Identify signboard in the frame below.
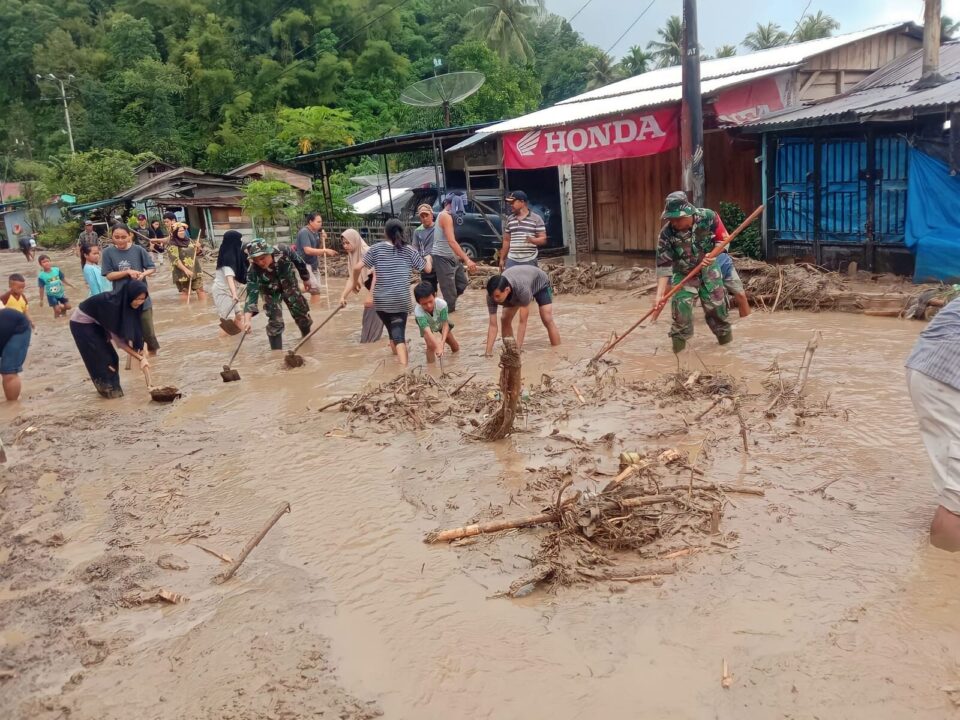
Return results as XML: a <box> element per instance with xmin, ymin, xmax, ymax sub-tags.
<box><xmin>503</xmin><ymin>107</ymin><xmax>680</xmax><ymax>170</ymax></box>
<box><xmin>713</xmin><ymin>76</ymin><xmax>787</xmax><ymax>126</ymax></box>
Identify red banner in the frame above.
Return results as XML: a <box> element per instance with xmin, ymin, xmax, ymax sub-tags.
<box><xmin>502</xmin><ymin>107</ymin><xmax>680</xmax><ymax>170</ymax></box>
<box><xmin>712</xmin><ymin>76</ymin><xmax>786</xmax><ymax>126</ymax></box>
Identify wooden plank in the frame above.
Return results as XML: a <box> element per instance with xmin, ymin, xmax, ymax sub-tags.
<box><xmin>799</xmin><ymin>70</ymin><xmax>821</xmax><ymax>95</ymax></box>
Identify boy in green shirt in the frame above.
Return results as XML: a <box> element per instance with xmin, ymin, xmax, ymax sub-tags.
<box><xmin>413</xmin><ymin>282</ymin><xmax>459</xmax><ymax>364</ymax></box>
<box><xmin>37</xmin><ymin>255</ymin><xmax>76</xmax><ymax>318</ymax></box>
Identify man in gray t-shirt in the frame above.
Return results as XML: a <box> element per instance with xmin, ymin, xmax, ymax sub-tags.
<box><xmin>295</xmin><ymin>212</ymin><xmax>324</xmax><ymax>295</ymax></box>
<box><xmin>484</xmin><ymin>264</ymin><xmax>560</xmax><ymax>354</ymax></box>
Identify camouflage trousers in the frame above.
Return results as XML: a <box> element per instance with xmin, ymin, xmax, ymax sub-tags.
<box><xmin>264</xmin><ymin>291</ymin><xmax>312</xmax><ymax>338</ymax></box>
<box><xmin>669</xmin><ymin>263</ymin><xmax>731</xmax><ymax>341</ymax></box>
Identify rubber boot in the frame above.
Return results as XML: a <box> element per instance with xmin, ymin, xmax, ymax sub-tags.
<box><xmin>268</xmin><ymin>334</ymin><xmax>283</xmax><ymax>351</ymax></box>
<box><xmin>671</xmin><ymin>337</ymin><xmax>686</xmax><ymax>354</ymax></box>
<box><xmin>734</xmin><ymin>292</ymin><xmax>751</xmax><ymax>318</ymax></box>
<box><xmin>717</xmin><ymin>331</ymin><xmax>733</xmax><ymax>346</ymax></box>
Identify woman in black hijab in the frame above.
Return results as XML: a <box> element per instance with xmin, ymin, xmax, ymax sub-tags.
<box><xmin>69</xmin><ymin>280</ymin><xmax>150</xmax><ymax>398</ymax></box>
<box><xmin>212</xmin><ymin>230</ymin><xmax>248</xmax><ymax>327</ymax></box>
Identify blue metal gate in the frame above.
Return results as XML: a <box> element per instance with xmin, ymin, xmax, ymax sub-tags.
<box><xmin>820</xmin><ymin>139</ymin><xmax>867</xmax><ymax>243</ymax></box>
<box><xmin>773</xmin><ymin>138</ymin><xmax>815</xmax><ymax>242</ymax></box>
<box><xmin>874</xmin><ymin>136</ymin><xmax>909</xmax><ymax>244</ymax></box>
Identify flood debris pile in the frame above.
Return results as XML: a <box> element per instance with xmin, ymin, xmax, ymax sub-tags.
<box><xmin>468</xmin><ymin>262</ymin><xmax>653</xmax><ymax>295</ymax></box>
<box><xmin>426</xmin><ymin>452</ymin><xmax>762</xmax><ymax>596</ymax></box>
<box><xmin>737</xmin><ymin>262</ymin><xmax>849</xmax><ymax>311</ymax></box>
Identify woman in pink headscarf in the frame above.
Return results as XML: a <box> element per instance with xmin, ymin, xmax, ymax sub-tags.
<box><xmin>337</xmin><ymin>229</ymin><xmax>383</xmax><ymax>343</ymax></box>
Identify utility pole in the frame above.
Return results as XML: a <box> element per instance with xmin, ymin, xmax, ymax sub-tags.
<box><xmin>680</xmin><ymin>0</ymin><xmax>704</xmax><ymax>206</ymax></box>
<box><xmin>913</xmin><ymin>0</ymin><xmax>945</xmax><ymax>90</ymax></box>
<box><xmin>36</xmin><ymin>74</ymin><xmax>76</xmax><ymax>154</ymax></box>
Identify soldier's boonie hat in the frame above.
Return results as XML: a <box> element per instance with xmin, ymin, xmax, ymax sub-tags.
<box><xmin>246</xmin><ymin>238</ymin><xmax>274</xmax><ymax>258</ymax></box>
<box><xmin>662</xmin><ymin>195</ymin><xmax>695</xmax><ymax>219</ymax></box>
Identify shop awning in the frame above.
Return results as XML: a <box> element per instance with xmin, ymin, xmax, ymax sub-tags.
<box><xmin>67</xmin><ymin>197</ymin><xmax>126</xmax><ymax>214</ymax></box>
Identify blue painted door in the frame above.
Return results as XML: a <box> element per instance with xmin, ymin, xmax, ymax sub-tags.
<box><xmin>773</xmin><ymin>138</ymin><xmax>815</xmax><ymax>242</ymax></box>
<box><xmin>874</xmin><ymin>136</ymin><xmax>909</xmax><ymax>245</ymax></box>
<box><xmin>820</xmin><ymin>139</ymin><xmax>867</xmax><ymax>243</ymax></box>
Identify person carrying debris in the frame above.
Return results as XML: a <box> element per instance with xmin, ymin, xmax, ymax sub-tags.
<box><xmin>653</xmin><ymin>194</ymin><xmax>732</xmax><ymax>353</ymax></box>
<box><xmin>906</xmin><ymin>296</ymin><xmax>960</xmax><ymax>552</ymax></box>
<box><xmin>241</xmin><ymin>239</ymin><xmax>312</xmax><ymax>350</ymax></box>
<box><xmin>433</xmin><ymin>193</ymin><xmax>477</xmax><ymax>312</ymax></box>
<box><xmin>484</xmin><ymin>265</ymin><xmax>561</xmax><ymax>355</ymax></box>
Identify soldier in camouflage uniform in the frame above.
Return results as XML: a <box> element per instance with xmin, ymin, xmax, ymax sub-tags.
<box><xmin>654</xmin><ymin>194</ymin><xmax>732</xmax><ymax>354</ymax></box>
<box><xmin>241</xmin><ymin>239</ymin><xmax>312</xmax><ymax>350</ymax></box>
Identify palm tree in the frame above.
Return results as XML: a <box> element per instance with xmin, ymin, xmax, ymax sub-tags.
<box><xmin>465</xmin><ymin>0</ymin><xmax>545</xmax><ymax>63</ymax></box>
<box><xmin>743</xmin><ymin>22</ymin><xmax>789</xmax><ymax>51</ymax></box>
<box><xmin>714</xmin><ymin>44</ymin><xmax>737</xmax><ymax>58</ymax></box>
<box><xmin>587</xmin><ymin>53</ymin><xmax>623</xmax><ymax>90</ymax></box>
<box><xmin>942</xmin><ymin>15</ymin><xmax>960</xmax><ymax>39</ymax></box>
<box><xmin>647</xmin><ymin>15</ymin><xmax>683</xmax><ymax>68</ymax></box>
<box><xmin>792</xmin><ymin>11</ymin><xmax>839</xmax><ymax>42</ymax></box>
<box><xmin>620</xmin><ymin>45</ymin><xmax>654</xmax><ymax>77</ymax></box>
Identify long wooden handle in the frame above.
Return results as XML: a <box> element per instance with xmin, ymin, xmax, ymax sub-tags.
<box><xmin>289</xmin><ymin>305</ymin><xmax>342</xmax><ymax>355</ymax></box>
<box><xmin>224</xmin><ymin>286</ymin><xmax>248</xmax><ymax>318</ymax></box>
<box><xmin>213</xmin><ymin>502</ymin><xmax>291</xmax><ymax>584</ymax></box>
<box><xmin>226</xmin><ymin>330</ymin><xmax>246</xmax><ymax>368</ymax></box>
<box><xmin>593</xmin><ymin>204</ymin><xmax>764</xmax><ymax>361</ymax></box>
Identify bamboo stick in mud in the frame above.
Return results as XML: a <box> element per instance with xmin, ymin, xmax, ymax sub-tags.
<box><xmin>213</xmin><ymin>502</ymin><xmax>291</xmax><ymax>584</ymax></box>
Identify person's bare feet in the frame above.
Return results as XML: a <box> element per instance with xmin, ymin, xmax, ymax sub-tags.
<box><xmin>930</xmin><ymin>505</ymin><xmax>960</xmax><ymax>551</ymax></box>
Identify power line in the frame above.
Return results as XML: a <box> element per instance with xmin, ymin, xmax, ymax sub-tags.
<box><xmin>568</xmin><ymin>0</ymin><xmax>598</xmax><ymax>24</ymax></box>
<box><xmin>230</xmin><ymin>0</ymin><xmax>417</xmax><ymax>105</ymax></box>
<box><xmin>605</xmin><ymin>0</ymin><xmax>657</xmax><ymax>56</ymax></box>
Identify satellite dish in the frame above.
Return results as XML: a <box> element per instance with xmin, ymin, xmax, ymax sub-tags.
<box><xmin>401</xmin><ymin>71</ymin><xmax>486</xmax><ymax>127</ymax></box>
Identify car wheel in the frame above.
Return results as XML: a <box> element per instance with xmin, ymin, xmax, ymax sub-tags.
<box><xmin>459</xmin><ymin>241</ymin><xmax>478</xmax><ymax>260</ymax></box>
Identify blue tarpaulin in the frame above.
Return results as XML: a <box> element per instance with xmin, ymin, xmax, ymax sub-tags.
<box><xmin>906</xmin><ymin>148</ymin><xmax>960</xmax><ymax>283</ymax></box>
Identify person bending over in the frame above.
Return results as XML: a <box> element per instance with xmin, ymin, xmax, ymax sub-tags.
<box><xmin>484</xmin><ymin>265</ymin><xmax>560</xmax><ymax>356</ymax></box>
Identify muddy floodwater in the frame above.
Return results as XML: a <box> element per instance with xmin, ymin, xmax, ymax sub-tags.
<box><xmin>2</xmin><ymin>250</ymin><xmax>959</xmax><ymax>719</ymax></box>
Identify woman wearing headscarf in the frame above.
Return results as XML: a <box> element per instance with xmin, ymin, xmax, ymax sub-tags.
<box><xmin>337</xmin><ymin>229</ymin><xmax>383</xmax><ymax>343</ymax></box>
<box><xmin>345</xmin><ymin>220</ymin><xmax>429</xmax><ymax>365</ymax></box>
<box><xmin>212</xmin><ymin>230</ymin><xmax>248</xmax><ymax>329</ymax></box>
<box><xmin>69</xmin><ymin>280</ymin><xmax>150</xmax><ymax>398</ymax></box>
<box><xmin>167</xmin><ymin>224</ymin><xmax>205</xmax><ymax>301</ymax></box>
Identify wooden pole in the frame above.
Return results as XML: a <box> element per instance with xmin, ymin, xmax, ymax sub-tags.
<box><xmin>592</xmin><ymin>204</ymin><xmax>763</xmax><ymax>362</ymax></box>
<box><xmin>213</xmin><ymin>502</ymin><xmax>291</xmax><ymax>584</ymax></box>
<box><xmin>320</xmin><ymin>227</ymin><xmax>330</xmax><ymax>307</ymax></box>
<box><xmin>681</xmin><ymin>0</ymin><xmax>705</xmax><ymax>206</ymax></box>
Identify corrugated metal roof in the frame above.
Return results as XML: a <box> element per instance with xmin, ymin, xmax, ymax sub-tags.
<box><xmin>447</xmin><ymin>23</ymin><xmax>917</xmax><ymax>152</ymax></box>
<box><xmin>565</xmin><ymin>23</ymin><xmax>913</xmax><ymax>104</ymax></box>
<box><xmin>744</xmin><ymin>41</ymin><xmax>960</xmax><ymax>130</ymax></box>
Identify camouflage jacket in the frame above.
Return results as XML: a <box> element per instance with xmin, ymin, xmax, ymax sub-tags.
<box><xmin>244</xmin><ymin>245</ymin><xmax>310</xmax><ymax>315</ymax></box>
<box><xmin>656</xmin><ymin>208</ymin><xmax>722</xmax><ymax>280</ymax></box>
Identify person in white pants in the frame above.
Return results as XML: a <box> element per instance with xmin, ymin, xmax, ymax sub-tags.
<box><xmin>906</xmin><ymin>295</ymin><xmax>960</xmax><ymax>551</ymax></box>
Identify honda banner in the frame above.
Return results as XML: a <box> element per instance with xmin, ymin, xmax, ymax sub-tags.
<box><xmin>712</xmin><ymin>76</ymin><xmax>787</xmax><ymax>126</ymax></box>
<box><xmin>502</xmin><ymin>107</ymin><xmax>680</xmax><ymax>170</ymax></box>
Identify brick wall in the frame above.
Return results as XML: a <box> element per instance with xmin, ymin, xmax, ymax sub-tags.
<box><xmin>571</xmin><ymin>164</ymin><xmax>590</xmax><ymax>254</ymax></box>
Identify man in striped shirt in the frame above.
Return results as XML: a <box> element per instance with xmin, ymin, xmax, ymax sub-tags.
<box><xmin>501</xmin><ymin>190</ymin><xmax>547</xmax><ymax>270</ymax></box>
<box><xmin>906</xmin><ymin>295</ymin><xmax>960</xmax><ymax>551</ymax></box>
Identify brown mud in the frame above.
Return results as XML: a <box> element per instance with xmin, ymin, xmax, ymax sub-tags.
<box><xmin>2</xmin><ymin>249</ymin><xmax>960</xmax><ymax>719</ymax></box>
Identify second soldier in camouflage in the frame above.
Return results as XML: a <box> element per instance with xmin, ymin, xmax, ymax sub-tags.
<box><xmin>242</xmin><ymin>239</ymin><xmax>313</xmax><ymax>350</ymax></box>
<box><xmin>654</xmin><ymin>193</ymin><xmax>732</xmax><ymax>354</ymax></box>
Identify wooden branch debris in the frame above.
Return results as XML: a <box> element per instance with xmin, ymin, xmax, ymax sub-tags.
<box><xmin>213</xmin><ymin>502</ymin><xmax>291</xmax><ymax>584</ymax></box>
<box><xmin>477</xmin><ymin>338</ymin><xmax>522</xmax><ymax>440</ymax></box>
<box><xmin>795</xmin><ymin>331</ymin><xmax>823</xmax><ymax>397</ymax></box>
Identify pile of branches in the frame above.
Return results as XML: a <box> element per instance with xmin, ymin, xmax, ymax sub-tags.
<box><xmin>738</xmin><ymin>262</ymin><xmax>848</xmax><ymax>311</ymax></box>
<box><xmin>332</xmin><ymin>368</ymin><xmax>492</xmax><ymax>432</ymax></box>
<box><xmin>468</xmin><ymin>263</ymin><xmax>644</xmax><ymax>295</ymax></box>
<box><xmin>644</xmin><ymin>369</ymin><xmax>743</xmax><ymax>400</ymax></box>
<box><xmin>427</xmin><ymin>461</ymin><xmax>763</xmax><ymax>596</ymax></box>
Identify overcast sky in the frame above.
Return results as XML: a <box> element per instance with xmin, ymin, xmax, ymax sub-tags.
<box><xmin>544</xmin><ymin>0</ymin><xmax>960</xmax><ymax>59</ymax></box>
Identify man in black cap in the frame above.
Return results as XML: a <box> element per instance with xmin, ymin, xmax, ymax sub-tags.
<box><xmin>76</xmin><ymin>220</ymin><xmax>99</xmax><ymax>255</ymax></box>
<box><xmin>501</xmin><ymin>190</ymin><xmax>546</xmax><ymax>270</ymax></box>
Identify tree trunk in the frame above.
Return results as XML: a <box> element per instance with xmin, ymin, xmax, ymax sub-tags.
<box><xmin>479</xmin><ymin>337</ymin><xmax>522</xmax><ymax>440</ymax></box>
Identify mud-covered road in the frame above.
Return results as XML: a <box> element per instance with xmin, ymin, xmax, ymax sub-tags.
<box><xmin>2</xmin><ymin>249</ymin><xmax>958</xmax><ymax>719</ymax></box>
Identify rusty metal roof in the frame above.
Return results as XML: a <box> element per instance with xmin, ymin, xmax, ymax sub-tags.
<box><xmin>744</xmin><ymin>42</ymin><xmax>960</xmax><ymax>130</ymax></box>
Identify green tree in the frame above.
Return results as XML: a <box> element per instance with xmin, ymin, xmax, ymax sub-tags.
<box><xmin>586</xmin><ymin>53</ymin><xmax>623</xmax><ymax>90</ymax></box>
<box><xmin>620</xmin><ymin>45</ymin><xmax>654</xmax><ymax>77</ymax></box>
<box><xmin>42</xmin><ymin>148</ymin><xmax>146</xmax><ymax>202</ymax></box>
<box><xmin>792</xmin><ymin>11</ymin><xmax>839</xmax><ymax>42</ymax></box>
<box><xmin>241</xmin><ymin>178</ymin><xmax>299</xmax><ymax>239</ymax></box>
<box><xmin>942</xmin><ymin>15</ymin><xmax>960</xmax><ymax>39</ymax></box>
<box><xmin>444</xmin><ymin>41</ymin><xmax>541</xmax><ymax>125</ymax></box>
<box><xmin>277</xmin><ymin>106</ymin><xmax>357</xmax><ymax>155</ymax></box>
<box><xmin>465</xmin><ymin>0</ymin><xmax>545</xmax><ymax>63</ymax></box>
<box><xmin>714</xmin><ymin>44</ymin><xmax>737</xmax><ymax>58</ymax></box>
<box><xmin>647</xmin><ymin>15</ymin><xmax>683</xmax><ymax>68</ymax></box>
<box><xmin>743</xmin><ymin>22</ymin><xmax>789</xmax><ymax>51</ymax></box>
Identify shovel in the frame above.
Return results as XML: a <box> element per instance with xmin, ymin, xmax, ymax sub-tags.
<box><xmin>220</xmin><ymin>330</ymin><xmax>247</xmax><ymax>382</ymax></box>
<box><xmin>219</xmin><ymin>288</ymin><xmax>248</xmax><ymax>336</ymax></box>
<box><xmin>141</xmin><ymin>362</ymin><xmax>182</xmax><ymax>402</ymax></box>
<box><xmin>284</xmin><ymin>306</ymin><xmax>342</xmax><ymax>368</ymax></box>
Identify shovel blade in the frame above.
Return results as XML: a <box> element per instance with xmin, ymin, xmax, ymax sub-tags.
<box><xmin>220</xmin><ymin>318</ymin><xmax>242</xmax><ymax>336</ymax></box>
<box><xmin>220</xmin><ymin>368</ymin><xmax>241</xmax><ymax>382</ymax></box>
<box><xmin>284</xmin><ymin>353</ymin><xmax>305</xmax><ymax>369</ymax></box>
